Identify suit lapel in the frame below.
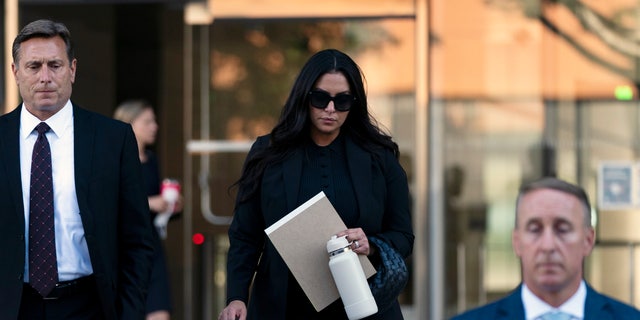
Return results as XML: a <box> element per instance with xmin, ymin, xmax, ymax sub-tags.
<box><xmin>72</xmin><ymin>105</ymin><xmax>93</xmax><ymax>217</ymax></box>
<box><xmin>282</xmin><ymin>148</ymin><xmax>303</xmax><ymax>211</ymax></box>
<box><xmin>496</xmin><ymin>286</ymin><xmax>526</xmax><ymax>320</ymax></box>
<box><xmin>344</xmin><ymin>137</ymin><xmax>371</xmax><ymax>224</ymax></box>
<box><xmin>583</xmin><ymin>284</ymin><xmax>612</xmax><ymax>320</ymax></box>
<box><xmin>0</xmin><ymin>107</ymin><xmax>25</xmax><ymax>220</ymax></box>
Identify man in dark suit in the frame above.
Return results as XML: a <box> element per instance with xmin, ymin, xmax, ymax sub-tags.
<box><xmin>0</xmin><ymin>19</ymin><xmax>154</xmax><ymax>319</ymax></box>
<box><xmin>452</xmin><ymin>177</ymin><xmax>640</xmax><ymax>320</ymax></box>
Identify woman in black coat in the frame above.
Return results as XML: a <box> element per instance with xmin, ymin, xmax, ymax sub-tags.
<box><xmin>220</xmin><ymin>49</ymin><xmax>414</xmax><ymax>320</ymax></box>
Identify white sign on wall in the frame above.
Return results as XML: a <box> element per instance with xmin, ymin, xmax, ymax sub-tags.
<box><xmin>598</xmin><ymin>162</ymin><xmax>635</xmax><ymax>210</ymax></box>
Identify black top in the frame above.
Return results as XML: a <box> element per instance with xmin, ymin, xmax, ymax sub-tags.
<box><xmin>287</xmin><ymin>134</ymin><xmax>358</xmax><ymax>319</ymax></box>
<box><xmin>141</xmin><ymin>150</ymin><xmax>161</xmax><ymax>199</ymax></box>
<box><xmin>140</xmin><ymin>149</ymin><xmax>173</xmax><ymax>313</ymax></box>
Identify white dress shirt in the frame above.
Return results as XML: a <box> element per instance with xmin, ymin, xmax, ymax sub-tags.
<box><xmin>522</xmin><ymin>280</ymin><xmax>587</xmax><ymax>320</ymax></box>
<box><xmin>20</xmin><ymin>101</ymin><xmax>93</xmax><ymax>282</ymax></box>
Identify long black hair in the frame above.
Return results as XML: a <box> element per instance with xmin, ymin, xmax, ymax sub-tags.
<box><xmin>235</xmin><ymin>49</ymin><xmax>399</xmax><ymax>202</ymax></box>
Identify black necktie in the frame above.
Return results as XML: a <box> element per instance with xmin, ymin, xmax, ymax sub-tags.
<box><xmin>29</xmin><ymin>122</ymin><xmax>58</xmax><ymax>297</ymax></box>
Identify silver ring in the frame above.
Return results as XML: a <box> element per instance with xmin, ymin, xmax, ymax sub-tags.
<box><xmin>354</xmin><ymin>240</ymin><xmax>360</xmax><ymax>249</ymax></box>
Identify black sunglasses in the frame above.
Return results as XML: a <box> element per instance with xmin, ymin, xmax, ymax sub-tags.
<box><xmin>308</xmin><ymin>90</ymin><xmax>355</xmax><ymax>112</ymax></box>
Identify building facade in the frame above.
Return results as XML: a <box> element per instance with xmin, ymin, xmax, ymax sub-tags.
<box><xmin>3</xmin><ymin>1</ymin><xmax>640</xmax><ymax>319</ymax></box>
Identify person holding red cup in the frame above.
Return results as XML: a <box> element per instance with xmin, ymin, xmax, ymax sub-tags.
<box><xmin>114</xmin><ymin>100</ymin><xmax>183</xmax><ymax>320</ymax></box>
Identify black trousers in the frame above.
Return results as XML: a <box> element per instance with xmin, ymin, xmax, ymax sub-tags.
<box><xmin>18</xmin><ymin>275</ymin><xmax>104</xmax><ymax>320</ymax></box>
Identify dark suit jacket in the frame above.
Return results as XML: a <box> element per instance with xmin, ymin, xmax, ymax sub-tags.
<box><xmin>0</xmin><ymin>104</ymin><xmax>155</xmax><ymax>319</ymax></box>
<box><xmin>451</xmin><ymin>283</ymin><xmax>640</xmax><ymax>320</ymax></box>
<box><xmin>226</xmin><ymin>134</ymin><xmax>414</xmax><ymax>320</ymax></box>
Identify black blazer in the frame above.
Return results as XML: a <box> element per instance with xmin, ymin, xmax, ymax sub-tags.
<box><xmin>226</xmin><ymin>134</ymin><xmax>414</xmax><ymax>319</ymax></box>
<box><xmin>0</xmin><ymin>104</ymin><xmax>154</xmax><ymax>319</ymax></box>
<box><xmin>451</xmin><ymin>283</ymin><xmax>640</xmax><ymax>320</ymax></box>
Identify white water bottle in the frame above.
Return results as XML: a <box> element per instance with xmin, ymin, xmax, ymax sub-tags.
<box><xmin>327</xmin><ymin>235</ymin><xmax>378</xmax><ymax>320</ymax></box>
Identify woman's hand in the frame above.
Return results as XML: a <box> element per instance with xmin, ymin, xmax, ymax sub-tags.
<box><xmin>336</xmin><ymin>228</ymin><xmax>373</xmax><ymax>256</ymax></box>
<box><xmin>171</xmin><ymin>194</ymin><xmax>184</xmax><ymax>213</ymax></box>
<box><xmin>219</xmin><ymin>300</ymin><xmax>247</xmax><ymax>320</ymax></box>
<box><xmin>148</xmin><ymin>194</ymin><xmax>184</xmax><ymax>214</ymax></box>
<box><xmin>148</xmin><ymin>195</ymin><xmax>168</xmax><ymax>213</ymax></box>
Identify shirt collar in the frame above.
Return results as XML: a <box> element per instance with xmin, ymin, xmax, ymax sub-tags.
<box><xmin>522</xmin><ymin>280</ymin><xmax>586</xmax><ymax>320</ymax></box>
<box><xmin>308</xmin><ymin>132</ymin><xmax>345</xmax><ymax>153</ymax></box>
<box><xmin>20</xmin><ymin>100</ymin><xmax>73</xmax><ymax>139</ymax></box>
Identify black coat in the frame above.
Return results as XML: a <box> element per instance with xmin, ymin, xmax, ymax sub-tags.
<box><xmin>0</xmin><ymin>104</ymin><xmax>154</xmax><ymax>319</ymax></box>
<box><xmin>226</xmin><ymin>134</ymin><xmax>414</xmax><ymax>319</ymax></box>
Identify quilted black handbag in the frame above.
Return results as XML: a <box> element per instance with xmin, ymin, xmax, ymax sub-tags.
<box><xmin>367</xmin><ymin>236</ymin><xmax>409</xmax><ymax>312</ymax></box>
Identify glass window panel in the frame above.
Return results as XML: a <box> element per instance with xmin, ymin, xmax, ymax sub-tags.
<box><xmin>208</xmin><ymin>19</ymin><xmax>415</xmax><ymax>147</ymax></box>
<box><xmin>433</xmin><ymin>0</ymin><xmax>640</xmax><ymax>317</ymax></box>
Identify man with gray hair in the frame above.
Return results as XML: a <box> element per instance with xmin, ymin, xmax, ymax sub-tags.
<box><xmin>452</xmin><ymin>177</ymin><xmax>640</xmax><ymax>320</ymax></box>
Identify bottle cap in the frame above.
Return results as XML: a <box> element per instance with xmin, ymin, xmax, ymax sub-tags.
<box><xmin>327</xmin><ymin>235</ymin><xmax>349</xmax><ymax>254</ymax></box>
